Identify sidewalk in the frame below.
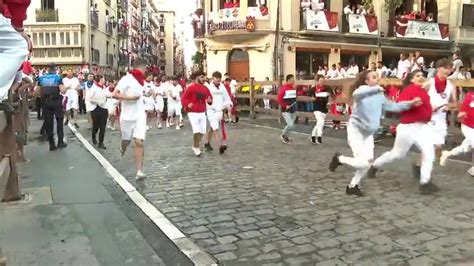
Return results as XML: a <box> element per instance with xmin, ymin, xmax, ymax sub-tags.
<box><xmin>0</xmin><ymin>119</ymin><xmax>191</xmax><ymax>266</ymax></box>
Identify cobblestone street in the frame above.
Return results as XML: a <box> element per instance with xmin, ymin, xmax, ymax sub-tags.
<box><xmin>78</xmin><ymin>120</ymin><xmax>474</xmax><ymax>265</ymax></box>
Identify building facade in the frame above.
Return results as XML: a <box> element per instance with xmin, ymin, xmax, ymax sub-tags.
<box><xmin>25</xmin><ymin>0</ymin><xmax>119</xmax><ymax>76</ymax></box>
<box><xmin>195</xmin><ymin>0</ymin><xmax>474</xmax><ymax>81</ymax></box>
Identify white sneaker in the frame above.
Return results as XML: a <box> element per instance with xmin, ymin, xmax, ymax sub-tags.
<box><xmin>157</xmin><ymin>123</ymin><xmax>162</xmax><ymax>129</ymax></box>
<box><xmin>136</xmin><ymin>170</ymin><xmax>147</xmax><ymax>180</ymax></box>
<box><xmin>146</xmin><ymin>125</ymin><xmax>151</xmax><ymax>131</ymax></box>
<box><xmin>166</xmin><ymin>123</ymin><xmax>170</xmax><ymax>128</ymax></box>
<box><xmin>468</xmin><ymin>167</ymin><xmax>474</xmax><ymax>177</ymax></box>
<box><xmin>192</xmin><ymin>147</ymin><xmax>201</xmax><ymax>156</ymax></box>
<box><xmin>176</xmin><ymin>125</ymin><xmax>180</xmax><ymax>130</ymax></box>
<box><xmin>439</xmin><ymin>151</ymin><xmax>449</xmax><ymax>166</ymax></box>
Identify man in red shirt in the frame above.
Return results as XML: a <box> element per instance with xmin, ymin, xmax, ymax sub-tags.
<box><xmin>181</xmin><ymin>71</ymin><xmax>212</xmax><ymax>156</ymax></box>
<box><xmin>277</xmin><ymin>74</ymin><xmax>297</xmax><ymax>144</ymax></box>
<box><xmin>0</xmin><ymin>0</ymin><xmax>31</xmax><ymax>109</ymax></box>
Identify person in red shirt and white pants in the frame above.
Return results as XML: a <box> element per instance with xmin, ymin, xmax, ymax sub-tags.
<box><xmin>367</xmin><ymin>70</ymin><xmax>439</xmax><ymax>194</ymax></box>
<box><xmin>0</xmin><ymin>0</ymin><xmax>32</xmax><ymax>110</ymax></box>
<box><xmin>440</xmin><ymin>91</ymin><xmax>474</xmax><ymax>168</ymax></box>
<box><xmin>181</xmin><ymin>71</ymin><xmax>213</xmax><ymax>156</ymax></box>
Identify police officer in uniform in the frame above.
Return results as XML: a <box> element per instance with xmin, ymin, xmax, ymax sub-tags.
<box><xmin>37</xmin><ymin>64</ymin><xmax>67</xmax><ymax>151</ymax></box>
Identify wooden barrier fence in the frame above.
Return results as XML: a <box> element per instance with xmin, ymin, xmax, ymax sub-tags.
<box><xmin>234</xmin><ymin>78</ymin><xmax>474</xmax><ymax>134</ymax></box>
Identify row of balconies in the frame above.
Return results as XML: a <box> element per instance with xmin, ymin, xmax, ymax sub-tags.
<box><xmin>199</xmin><ymin>7</ymin><xmax>473</xmax><ymax>44</ymax></box>
<box><xmin>91</xmin><ymin>48</ymin><xmax>115</xmax><ymax>65</ymax></box>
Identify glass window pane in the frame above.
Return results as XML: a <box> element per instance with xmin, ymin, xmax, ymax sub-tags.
<box><xmin>51</xmin><ymin>32</ymin><xmax>56</xmax><ymax>45</ymax></box>
<box><xmin>60</xmin><ymin>32</ymin><xmax>65</xmax><ymax>45</ymax></box>
<box><xmin>32</xmin><ymin>33</ymin><xmax>38</xmax><ymax>46</ymax></box>
<box><xmin>39</xmin><ymin>33</ymin><xmax>44</xmax><ymax>46</ymax></box>
<box><xmin>74</xmin><ymin>32</ymin><xmax>79</xmax><ymax>45</ymax></box>
<box><xmin>45</xmin><ymin>33</ymin><xmax>50</xmax><ymax>45</ymax></box>
<box><xmin>66</xmin><ymin>32</ymin><xmax>70</xmax><ymax>45</ymax></box>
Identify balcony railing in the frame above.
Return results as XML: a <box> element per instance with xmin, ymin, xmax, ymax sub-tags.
<box><xmin>92</xmin><ymin>48</ymin><xmax>100</xmax><ymax>64</ymax></box>
<box><xmin>158</xmin><ymin>17</ymin><xmax>165</xmax><ymax>24</ymax></box>
<box><xmin>344</xmin><ymin>14</ymin><xmax>378</xmax><ymax>35</ymax></box>
<box><xmin>301</xmin><ymin>9</ymin><xmax>339</xmax><ymax>32</ymax></box>
<box><xmin>130</xmin><ymin>0</ymin><xmax>139</xmax><ymax>8</ymax></box>
<box><xmin>158</xmin><ymin>44</ymin><xmax>166</xmax><ymax>51</ymax></box>
<box><xmin>159</xmin><ymin>59</ymin><xmax>166</xmax><ymax>65</ymax></box>
<box><xmin>91</xmin><ymin>11</ymin><xmax>99</xmax><ymax>28</ymax></box>
<box><xmin>104</xmin><ymin>0</ymin><xmax>111</xmax><ymax>6</ymax></box>
<box><xmin>106</xmin><ymin>22</ymin><xmax>113</xmax><ymax>35</ymax></box>
<box><xmin>36</xmin><ymin>9</ymin><xmax>59</xmax><ymax>22</ymax></box>
<box><xmin>158</xmin><ymin>31</ymin><xmax>166</xmax><ymax>37</ymax></box>
<box><xmin>392</xmin><ymin>17</ymin><xmax>449</xmax><ymax>41</ymax></box>
<box><xmin>106</xmin><ymin>53</ymin><xmax>114</xmax><ymax>65</ymax></box>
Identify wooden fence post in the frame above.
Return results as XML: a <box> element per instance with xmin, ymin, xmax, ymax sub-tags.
<box><xmin>0</xmin><ymin>111</ymin><xmax>21</xmax><ymax>202</ymax></box>
<box><xmin>249</xmin><ymin>77</ymin><xmax>256</xmax><ymax>119</ymax></box>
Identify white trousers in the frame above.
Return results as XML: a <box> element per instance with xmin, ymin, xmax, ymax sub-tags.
<box><xmin>263</xmin><ymin>99</ymin><xmax>271</xmax><ymax>109</ymax></box>
<box><xmin>373</xmin><ymin>123</ymin><xmax>435</xmax><ymax>184</ymax></box>
<box><xmin>339</xmin><ymin>123</ymin><xmax>374</xmax><ymax>186</ymax></box>
<box><xmin>311</xmin><ymin>111</ymin><xmax>327</xmax><ymax>137</ymax></box>
<box><xmin>207</xmin><ymin>110</ymin><xmax>223</xmax><ymax>131</ymax></box>
<box><xmin>282</xmin><ymin>112</ymin><xmax>296</xmax><ymax>136</ymax></box>
<box><xmin>188</xmin><ymin>112</ymin><xmax>207</xmax><ymax>134</ymax></box>
<box><xmin>0</xmin><ymin>15</ymin><xmax>29</xmax><ymax>101</ymax></box>
<box><xmin>445</xmin><ymin>125</ymin><xmax>473</xmax><ymax>157</ymax></box>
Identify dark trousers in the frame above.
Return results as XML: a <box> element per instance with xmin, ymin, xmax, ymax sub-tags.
<box><xmin>91</xmin><ymin>106</ymin><xmax>108</xmax><ymax>144</ymax></box>
<box><xmin>43</xmin><ymin>99</ymin><xmax>64</xmax><ymax>145</ymax></box>
<box><xmin>78</xmin><ymin>96</ymin><xmax>86</xmax><ymax>114</ymax></box>
<box><xmin>35</xmin><ymin>97</ymin><xmax>43</xmax><ymax>119</ymax></box>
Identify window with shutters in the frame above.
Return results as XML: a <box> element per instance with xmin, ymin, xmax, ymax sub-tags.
<box><xmin>462</xmin><ymin>4</ymin><xmax>474</xmax><ymax>27</ymax></box>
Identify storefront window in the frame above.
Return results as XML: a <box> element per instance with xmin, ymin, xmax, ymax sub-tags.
<box><xmin>341</xmin><ymin>54</ymin><xmax>368</xmax><ymax>69</ymax></box>
<box><xmin>296</xmin><ymin>51</ymin><xmax>328</xmax><ymax>79</ymax></box>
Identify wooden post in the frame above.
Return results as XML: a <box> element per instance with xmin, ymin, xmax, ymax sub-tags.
<box><xmin>249</xmin><ymin>77</ymin><xmax>256</xmax><ymax>119</ymax></box>
<box><xmin>0</xmin><ymin>111</ymin><xmax>21</xmax><ymax>202</ymax></box>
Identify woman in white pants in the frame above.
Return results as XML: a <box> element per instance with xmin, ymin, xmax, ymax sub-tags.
<box><xmin>311</xmin><ymin>75</ymin><xmax>329</xmax><ymax>144</ymax></box>
<box><xmin>440</xmin><ymin>91</ymin><xmax>474</xmax><ymax>167</ymax></box>
<box><xmin>366</xmin><ymin>70</ymin><xmax>439</xmax><ymax>194</ymax></box>
<box><xmin>328</xmin><ymin>71</ymin><xmax>420</xmax><ymax>196</ymax></box>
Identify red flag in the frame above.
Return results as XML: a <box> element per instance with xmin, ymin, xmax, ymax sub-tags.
<box><xmin>221</xmin><ymin>119</ymin><xmax>227</xmax><ymax>141</ymax></box>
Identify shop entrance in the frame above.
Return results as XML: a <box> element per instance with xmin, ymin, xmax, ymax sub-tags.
<box><xmin>228</xmin><ymin>49</ymin><xmax>250</xmax><ymax>82</ymax></box>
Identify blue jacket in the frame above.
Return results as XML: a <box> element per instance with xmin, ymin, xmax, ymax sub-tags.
<box><xmin>350</xmin><ymin>85</ymin><xmax>412</xmax><ymax>136</ymax></box>
<box><xmin>38</xmin><ymin>73</ymin><xmax>63</xmax><ymax>97</ymax></box>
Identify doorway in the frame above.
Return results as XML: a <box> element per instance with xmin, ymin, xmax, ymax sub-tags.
<box><xmin>228</xmin><ymin>49</ymin><xmax>249</xmax><ymax>82</ymax></box>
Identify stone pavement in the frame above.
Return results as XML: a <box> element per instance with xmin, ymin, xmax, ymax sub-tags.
<box><xmin>78</xmin><ymin>119</ymin><xmax>474</xmax><ymax>265</ymax></box>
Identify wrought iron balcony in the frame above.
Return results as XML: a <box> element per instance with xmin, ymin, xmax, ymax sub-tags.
<box><xmin>91</xmin><ymin>11</ymin><xmax>99</xmax><ymax>28</ymax></box>
<box><xmin>92</xmin><ymin>48</ymin><xmax>100</xmax><ymax>64</ymax></box>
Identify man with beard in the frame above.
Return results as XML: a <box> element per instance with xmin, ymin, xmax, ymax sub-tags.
<box><xmin>181</xmin><ymin>71</ymin><xmax>212</xmax><ymax>156</ymax></box>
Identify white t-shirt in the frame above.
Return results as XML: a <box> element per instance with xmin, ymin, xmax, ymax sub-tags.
<box><xmin>116</xmin><ymin>74</ymin><xmax>145</xmax><ymax>121</ymax></box>
<box><xmin>168</xmin><ymin>84</ymin><xmax>183</xmax><ymax>105</ymax></box>
<box><xmin>453</xmin><ymin>59</ymin><xmax>463</xmax><ymax>73</ymax></box>
<box><xmin>376</xmin><ymin>66</ymin><xmax>388</xmax><ymax>78</ymax></box>
<box><xmin>326</xmin><ymin>69</ymin><xmax>339</xmax><ymax>79</ymax></box>
<box><xmin>397</xmin><ymin>59</ymin><xmax>411</xmax><ymax>79</ymax></box>
<box><xmin>346</xmin><ymin>65</ymin><xmax>359</xmax><ymax>77</ymax></box>
<box><xmin>411</xmin><ymin>57</ymin><xmax>424</xmax><ymax>72</ymax></box>
<box><xmin>230</xmin><ymin>80</ymin><xmax>238</xmax><ymax>94</ymax></box>
<box><xmin>317</xmin><ymin>69</ymin><xmax>326</xmax><ymax>76</ymax></box>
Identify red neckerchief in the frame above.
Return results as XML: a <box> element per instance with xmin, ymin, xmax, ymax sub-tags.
<box><xmin>129</xmin><ymin>69</ymin><xmax>145</xmax><ymax>86</ymax></box>
<box><xmin>434</xmin><ymin>74</ymin><xmax>447</xmax><ymax>94</ymax></box>
<box><xmin>95</xmin><ymin>82</ymin><xmax>104</xmax><ymax>89</ymax></box>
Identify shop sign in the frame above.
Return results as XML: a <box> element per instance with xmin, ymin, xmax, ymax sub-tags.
<box><xmin>348</xmin><ymin>14</ymin><xmax>378</xmax><ymax>35</ymax></box>
<box><xmin>208</xmin><ymin>16</ymin><xmax>256</xmax><ymax>34</ymax></box>
<box><xmin>396</xmin><ymin>19</ymin><xmax>449</xmax><ymax>41</ymax></box>
<box><xmin>305</xmin><ymin>10</ymin><xmax>339</xmax><ymax>32</ymax></box>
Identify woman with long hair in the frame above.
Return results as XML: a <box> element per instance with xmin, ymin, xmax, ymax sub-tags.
<box><xmin>366</xmin><ymin>70</ymin><xmax>439</xmax><ymax>194</ymax></box>
<box><xmin>87</xmin><ymin>75</ymin><xmax>110</xmax><ymax>149</ymax></box>
<box><xmin>329</xmin><ymin>70</ymin><xmax>421</xmax><ymax>196</ymax></box>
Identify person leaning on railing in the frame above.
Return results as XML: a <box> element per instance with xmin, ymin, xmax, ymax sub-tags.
<box><xmin>0</xmin><ymin>0</ymin><xmax>32</xmax><ymax>113</ymax></box>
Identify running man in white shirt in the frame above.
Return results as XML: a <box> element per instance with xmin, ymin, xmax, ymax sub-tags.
<box><xmin>167</xmin><ymin>76</ymin><xmax>183</xmax><ymax>130</ymax></box>
<box><xmin>205</xmin><ymin>71</ymin><xmax>232</xmax><ymax>154</ymax></box>
<box><xmin>62</xmin><ymin>69</ymin><xmax>80</xmax><ymax>128</ymax></box>
<box><xmin>113</xmin><ymin>59</ymin><xmax>148</xmax><ymax>180</ymax></box>
<box><xmin>153</xmin><ymin>76</ymin><xmax>166</xmax><ymax>129</ymax></box>
<box><xmin>143</xmin><ymin>73</ymin><xmax>156</xmax><ymax>130</ymax></box>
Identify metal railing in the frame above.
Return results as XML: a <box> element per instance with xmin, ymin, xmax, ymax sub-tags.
<box><xmin>91</xmin><ymin>11</ymin><xmax>99</xmax><ymax>28</ymax></box>
<box><xmin>36</xmin><ymin>8</ymin><xmax>59</xmax><ymax>22</ymax></box>
<box><xmin>92</xmin><ymin>48</ymin><xmax>100</xmax><ymax>64</ymax></box>
<box><xmin>106</xmin><ymin>22</ymin><xmax>113</xmax><ymax>35</ymax></box>
<box><xmin>107</xmin><ymin>53</ymin><xmax>114</xmax><ymax>65</ymax></box>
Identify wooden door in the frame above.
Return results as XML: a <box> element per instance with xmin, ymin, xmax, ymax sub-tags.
<box><xmin>228</xmin><ymin>49</ymin><xmax>249</xmax><ymax>82</ymax></box>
